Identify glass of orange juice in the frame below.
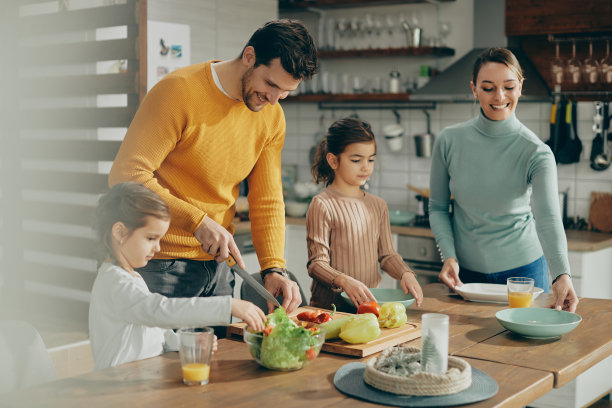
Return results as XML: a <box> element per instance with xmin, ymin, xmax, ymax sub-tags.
<box><xmin>507</xmin><ymin>277</ymin><xmax>534</xmax><ymax>308</ymax></box>
<box><xmin>178</xmin><ymin>327</ymin><xmax>214</xmax><ymax>385</ymax></box>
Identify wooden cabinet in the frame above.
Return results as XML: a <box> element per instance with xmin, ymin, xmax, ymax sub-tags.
<box><xmin>505</xmin><ymin>0</ymin><xmax>612</xmax><ymax>37</ymax></box>
<box><xmin>280</xmin><ymin>0</ymin><xmax>455</xmax><ymax>11</ymax></box>
<box><xmin>505</xmin><ymin>0</ymin><xmax>612</xmax><ymax>100</ymax></box>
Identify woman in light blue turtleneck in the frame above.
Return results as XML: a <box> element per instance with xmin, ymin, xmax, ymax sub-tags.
<box><xmin>429</xmin><ymin>48</ymin><xmax>578</xmax><ymax>312</ymax></box>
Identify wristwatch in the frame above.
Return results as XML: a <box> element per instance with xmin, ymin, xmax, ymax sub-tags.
<box><xmin>260</xmin><ymin>267</ymin><xmax>289</xmax><ymax>281</ymax></box>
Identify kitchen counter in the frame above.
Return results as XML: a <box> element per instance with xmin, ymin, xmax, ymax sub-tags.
<box><xmin>234</xmin><ymin>218</ymin><xmax>612</xmax><ymax>252</ymax></box>
<box><xmin>6</xmin><ymin>284</ymin><xmax>611</xmax><ymax>408</ymax></box>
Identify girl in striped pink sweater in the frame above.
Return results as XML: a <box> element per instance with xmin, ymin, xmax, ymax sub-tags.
<box><xmin>306</xmin><ymin>118</ymin><xmax>423</xmax><ymax>310</ymax></box>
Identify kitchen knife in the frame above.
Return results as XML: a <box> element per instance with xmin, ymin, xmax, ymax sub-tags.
<box><xmin>226</xmin><ymin>255</ymin><xmax>282</xmax><ymax>309</ymax></box>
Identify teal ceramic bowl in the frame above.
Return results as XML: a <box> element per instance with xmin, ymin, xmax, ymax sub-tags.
<box><xmin>341</xmin><ymin>288</ymin><xmax>415</xmax><ymax>308</ymax></box>
<box><xmin>388</xmin><ymin>210</ymin><xmax>415</xmax><ymax>226</ymax></box>
<box><xmin>495</xmin><ymin>308</ymin><xmax>582</xmax><ymax>339</ymax></box>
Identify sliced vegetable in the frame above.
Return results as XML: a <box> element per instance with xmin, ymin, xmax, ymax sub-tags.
<box><xmin>319</xmin><ymin>315</ymin><xmax>352</xmax><ymax>340</ymax></box>
<box><xmin>313</xmin><ymin>304</ymin><xmax>336</xmax><ymax>324</ymax></box>
<box><xmin>339</xmin><ymin>313</ymin><xmax>381</xmax><ymax>344</ymax></box>
<box><xmin>296</xmin><ymin>310</ymin><xmax>319</xmax><ymax>322</ymax></box>
<box><xmin>357</xmin><ymin>301</ymin><xmax>381</xmax><ymax>317</ymax></box>
<box><xmin>378</xmin><ymin>302</ymin><xmax>407</xmax><ymax>329</ymax></box>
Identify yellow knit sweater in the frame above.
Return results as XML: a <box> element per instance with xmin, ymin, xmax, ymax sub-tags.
<box><xmin>109</xmin><ymin>61</ymin><xmax>286</xmax><ymax>269</ymax></box>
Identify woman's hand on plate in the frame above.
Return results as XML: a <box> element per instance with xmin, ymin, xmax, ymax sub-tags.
<box><xmin>550</xmin><ymin>274</ymin><xmax>579</xmax><ymax>313</ymax></box>
<box><xmin>438</xmin><ymin>257</ymin><xmax>462</xmax><ymax>290</ymax></box>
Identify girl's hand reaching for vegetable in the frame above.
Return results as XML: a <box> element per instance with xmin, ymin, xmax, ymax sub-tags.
<box><xmin>231</xmin><ymin>299</ymin><xmax>266</xmax><ymax>332</ymax></box>
<box><xmin>335</xmin><ymin>274</ymin><xmax>377</xmax><ymax>307</ymax></box>
<box><xmin>400</xmin><ymin>271</ymin><xmax>423</xmax><ymax>307</ymax></box>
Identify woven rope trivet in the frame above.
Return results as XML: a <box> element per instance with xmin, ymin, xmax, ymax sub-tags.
<box><xmin>363</xmin><ymin>346</ymin><xmax>472</xmax><ymax>396</ymax></box>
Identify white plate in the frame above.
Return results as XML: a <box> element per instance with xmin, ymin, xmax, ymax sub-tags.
<box><xmin>454</xmin><ymin>283</ymin><xmax>544</xmax><ymax>304</ymax></box>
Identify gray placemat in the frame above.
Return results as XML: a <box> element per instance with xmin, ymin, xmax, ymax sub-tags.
<box><xmin>334</xmin><ymin>362</ymin><xmax>498</xmax><ymax>407</ymax></box>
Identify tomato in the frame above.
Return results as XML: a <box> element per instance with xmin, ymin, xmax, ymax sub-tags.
<box><xmin>357</xmin><ymin>301</ymin><xmax>381</xmax><ymax>317</ymax></box>
<box><xmin>263</xmin><ymin>325</ymin><xmax>274</xmax><ymax>335</ymax></box>
<box><xmin>305</xmin><ymin>347</ymin><xmax>317</xmax><ymax>360</ymax></box>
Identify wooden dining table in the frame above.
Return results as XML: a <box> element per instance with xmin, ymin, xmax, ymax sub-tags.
<box><xmin>4</xmin><ymin>284</ymin><xmax>611</xmax><ymax>408</ymax></box>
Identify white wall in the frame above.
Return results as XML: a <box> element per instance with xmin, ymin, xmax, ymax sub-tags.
<box><xmin>279</xmin><ymin>0</ymin><xmax>612</xmax><ymax>220</ymax></box>
<box><xmin>281</xmin><ymin>102</ymin><xmax>612</xmax><ymax>219</ymax></box>
<box><xmin>148</xmin><ymin>0</ymin><xmax>278</xmax><ymax>63</ymax></box>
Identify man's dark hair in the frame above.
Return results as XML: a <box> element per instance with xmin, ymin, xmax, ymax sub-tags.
<box><xmin>242</xmin><ymin>19</ymin><xmax>318</xmax><ymax>80</ymax></box>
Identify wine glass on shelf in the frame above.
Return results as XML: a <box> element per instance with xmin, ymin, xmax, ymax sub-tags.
<box><xmin>582</xmin><ymin>41</ymin><xmax>600</xmax><ymax>84</ymax></box>
<box><xmin>437</xmin><ymin>21</ymin><xmax>452</xmax><ymax>47</ymax></box>
<box><xmin>566</xmin><ymin>41</ymin><xmax>582</xmax><ymax>86</ymax></box>
<box><xmin>550</xmin><ymin>42</ymin><xmax>565</xmax><ymax>86</ymax></box>
<box><xmin>601</xmin><ymin>40</ymin><xmax>612</xmax><ymax>85</ymax></box>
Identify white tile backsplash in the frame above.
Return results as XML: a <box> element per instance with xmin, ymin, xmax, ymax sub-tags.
<box><xmin>282</xmin><ymin>102</ymin><xmax>612</xmax><ymax>219</ymax></box>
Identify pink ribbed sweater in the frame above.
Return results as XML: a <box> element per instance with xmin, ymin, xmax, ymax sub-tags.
<box><xmin>306</xmin><ymin>187</ymin><xmax>412</xmax><ymax>308</ymax></box>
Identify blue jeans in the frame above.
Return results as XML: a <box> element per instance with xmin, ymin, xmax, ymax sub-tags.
<box><xmin>136</xmin><ymin>259</ymin><xmax>235</xmax><ymax>337</ymax></box>
<box><xmin>459</xmin><ymin>256</ymin><xmax>550</xmax><ymax>293</ymax></box>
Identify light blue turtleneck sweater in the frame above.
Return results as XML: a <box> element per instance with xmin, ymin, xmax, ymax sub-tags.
<box><xmin>429</xmin><ymin>110</ymin><xmax>570</xmax><ymax>281</ymax></box>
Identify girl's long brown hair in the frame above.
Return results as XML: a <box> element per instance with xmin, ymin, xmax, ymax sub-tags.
<box><xmin>95</xmin><ymin>182</ymin><xmax>170</xmax><ymax>263</ymax></box>
<box><xmin>311</xmin><ymin>117</ymin><xmax>376</xmax><ymax>186</ymax></box>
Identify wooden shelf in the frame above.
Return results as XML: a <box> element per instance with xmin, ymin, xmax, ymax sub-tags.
<box><xmin>280</xmin><ymin>0</ymin><xmax>455</xmax><ymax>11</ymax></box>
<box><xmin>318</xmin><ymin>46</ymin><xmax>454</xmax><ymax>58</ymax></box>
<box><xmin>285</xmin><ymin>92</ymin><xmax>412</xmax><ymax>102</ymax></box>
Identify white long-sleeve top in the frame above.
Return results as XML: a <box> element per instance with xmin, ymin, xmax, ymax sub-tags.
<box><xmin>89</xmin><ymin>262</ymin><xmax>231</xmax><ymax>370</ymax></box>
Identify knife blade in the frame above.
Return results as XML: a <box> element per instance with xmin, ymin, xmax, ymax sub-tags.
<box><xmin>227</xmin><ymin>255</ymin><xmax>281</xmax><ymax>309</ymax></box>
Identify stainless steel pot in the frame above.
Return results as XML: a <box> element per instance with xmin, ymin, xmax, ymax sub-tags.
<box><xmin>414</xmin><ymin>110</ymin><xmax>434</xmax><ymax>157</ymax></box>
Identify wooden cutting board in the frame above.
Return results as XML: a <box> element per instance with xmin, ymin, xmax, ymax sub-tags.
<box><xmin>227</xmin><ymin>306</ymin><xmax>421</xmax><ymax>358</ymax></box>
<box><xmin>589</xmin><ymin>192</ymin><xmax>612</xmax><ymax>233</ymax></box>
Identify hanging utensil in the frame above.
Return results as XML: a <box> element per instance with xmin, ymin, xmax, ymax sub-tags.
<box><xmin>591</xmin><ymin>102</ymin><xmax>611</xmax><ymax>171</ymax></box>
<box><xmin>556</xmin><ymin>100</ymin><xmax>582</xmax><ymax>164</ymax></box>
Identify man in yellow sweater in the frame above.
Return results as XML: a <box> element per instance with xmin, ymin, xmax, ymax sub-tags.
<box><xmin>109</xmin><ymin>20</ymin><xmax>318</xmax><ymax>318</ymax></box>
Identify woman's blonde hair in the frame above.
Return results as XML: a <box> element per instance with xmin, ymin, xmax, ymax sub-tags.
<box><xmin>95</xmin><ymin>182</ymin><xmax>170</xmax><ymax>263</ymax></box>
<box><xmin>472</xmin><ymin>47</ymin><xmax>524</xmax><ymax>84</ymax></box>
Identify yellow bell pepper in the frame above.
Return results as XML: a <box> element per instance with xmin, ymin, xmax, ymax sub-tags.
<box><xmin>339</xmin><ymin>313</ymin><xmax>381</xmax><ymax>344</ymax></box>
<box><xmin>378</xmin><ymin>302</ymin><xmax>407</xmax><ymax>328</ymax></box>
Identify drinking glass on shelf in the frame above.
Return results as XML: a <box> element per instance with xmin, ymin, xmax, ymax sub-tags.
<box><xmin>437</xmin><ymin>21</ymin><xmax>452</xmax><ymax>47</ymax></box>
<box><xmin>601</xmin><ymin>40</ymin><xmax>612</xmax><ymax>85</ymax></box>
<box><xmin>507</xmin><ymin>277</ymin><xmax>534</xmax><ymax>308</ymax></box>
<box><xmin>582</xmin><ymin>41</ymin><xmax>600</xmax><ymax>84</ymax></box>
<box><xmin>550</xmin><ymin>42</ymin><xmax>564</xmax><ymax>86</ymax></box>
<box><xmin>566</xmin><ymin>41</ymin><xmax>582</xmax><ymax>85</ymax></box>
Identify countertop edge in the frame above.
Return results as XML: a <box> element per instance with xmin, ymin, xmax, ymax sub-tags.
<box><xmin>233</xmin><ymin>218</ymin><xmax>612</xmax><ymax>252</ymax></box>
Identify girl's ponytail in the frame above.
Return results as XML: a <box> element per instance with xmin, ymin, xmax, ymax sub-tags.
<box><xmin>311</xmin><ymin>138</ymin><xmax>335</xmax><ymax>186</ymax></box>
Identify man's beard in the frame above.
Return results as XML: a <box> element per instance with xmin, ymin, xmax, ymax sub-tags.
<box><xmin>240</xmin><ymin>67</ymin><xmax>265</xmax><ymax>112</ymax></box>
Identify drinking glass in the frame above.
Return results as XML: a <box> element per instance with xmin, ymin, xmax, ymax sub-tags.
<box><xmin>507</xmin><ymin>277</ymin><xmax>534</xmax><ymax>308</ymax></box>
<box><xmin>421</xmin><ymin>313</ymin><xmax>449</xmax><ymax>375</ymax></box>
<box><xmin>601</xmin><ymin>40</ymin><xmax>612</xmax><ymax>85</ymax></box>
<box><xmin>566</xmin><ymin>41</ymin><xmax>582</xmax><ymax>85</ymax></box>
<box><xmin>582</xmin><ymin>41</ymin><xmax>600</xmax><ymax>84</ymax></box>
<box><xmin>178</xmin><ymin>327</ymin><xmax>214</xmax><ymax>386</ymax></box>
<box><xmin>437</xmin><ymin>21</ymin><xmax>452</xmax><ymax>47</ymax></box>
<box><xmin>550</xmin><ymin>42</ymin><xmax>565</xmax><ymax>86</ymax></box>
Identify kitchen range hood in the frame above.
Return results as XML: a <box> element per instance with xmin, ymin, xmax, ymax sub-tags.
<box><xmin>410</xmin><ymin>47</ymin><xmax>552</xmax><ymax>103</ymax></box>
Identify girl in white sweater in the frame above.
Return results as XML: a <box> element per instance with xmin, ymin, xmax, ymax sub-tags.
<box><xmin>89</xmin><ymin>182</ymin><xmax>265</xmax><ymax>369</ymax></box>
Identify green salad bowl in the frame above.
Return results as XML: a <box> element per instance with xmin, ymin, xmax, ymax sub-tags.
<box><xmin>341</xmin><ymin>288</ymin><xmax>415</xmax><ymax>308</ymax></box>
<box><xmin>495</xmin><ymin>308</ymin><xmax>582</xmax><ymax>339</ymax></box>
<box><xmin>243</xmin><ymin>327</ymin><xmax>325</xmax><ymax>371</ymax></box>
<box><xmin>388</xmin><ymin>210</ymin><xmax>415</xmax><ymax>226</ymax></box>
